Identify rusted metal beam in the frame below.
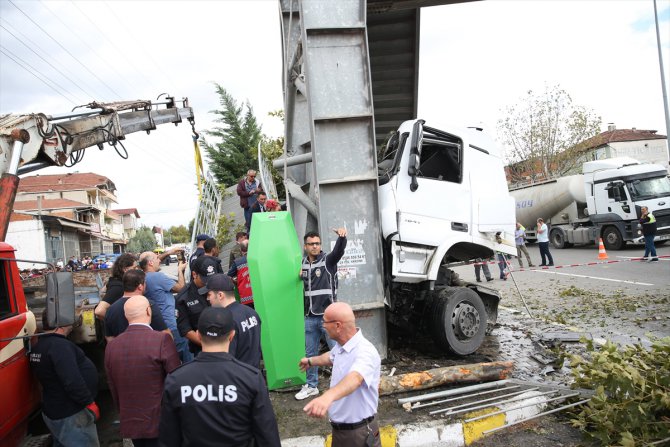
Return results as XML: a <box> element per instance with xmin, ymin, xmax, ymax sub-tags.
<box><xmin>379</xmin><ymin>361</ymin><xmax>514</xmax><ymax>396</ymax></box>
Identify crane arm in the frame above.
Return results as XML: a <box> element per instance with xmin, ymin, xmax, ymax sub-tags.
<box><xmin>0</xmin><ymin>96</ymin><xmax>194</xmax><ymax>240</ymax></box>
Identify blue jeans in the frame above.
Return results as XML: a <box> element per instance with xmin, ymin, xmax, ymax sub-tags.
<box><xmin>643</xmin><ymin>234</ymin><xmax>657</xmax><ymax>258</ymax></box>
<box><xmin>172</xmin><ymin>329</ymin><xmax>193</xmax><ymax>363</ymax></box>
<box><xmin>43</xmin><ymin>408</ymin><xmax>99</xmax><ymax>447</ymax></box>
<box><xmin>539</xmin><ymin>242</ymin><xmax>553</xmax><ymax>265</ymax></box>
<box><xmin>305</xmin><ymin>315</ymin><xmax>335</xmax><ymax>388</ymax></box>
<box><xmin>497</xmin><ymin>253</ymin><xmax>508</xmax><ymax>278</ymax></box>
<box><xmin>243</xmin><ymin>206</ymin><xmax>252</xmax><ymax>231</ymax></box>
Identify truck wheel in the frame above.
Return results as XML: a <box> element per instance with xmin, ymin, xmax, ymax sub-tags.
<box><xmin>602</xmin><ymin>226</ymin><xmax>625</xmax><ymax>250</ymax></box>
<box><xmin>550</xmin><ymin>228</ymin><xmax>566</xmax><ymax>249</ymax></box>
<box><xmin>430</xmin><ymin>287</ymin><xmax>487</xmax><ymax>355</ymax></box>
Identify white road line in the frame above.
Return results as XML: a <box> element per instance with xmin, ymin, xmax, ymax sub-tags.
<box><xmin>532</xmin><ymin>269</ymin><xmax>654</xmax><ymax>286</ymax></box>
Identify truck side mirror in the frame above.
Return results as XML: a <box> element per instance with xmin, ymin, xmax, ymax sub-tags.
<box><xmin>408</xmin><ymin>153</ymin><xmax>420</xmax><ymax>176</ymax></box>
<box><xmin>45</xmin><ymin>272</ymin><xmax>76</xmax><ymax>328</ymax></box>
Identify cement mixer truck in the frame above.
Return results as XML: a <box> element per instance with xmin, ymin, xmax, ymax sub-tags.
<box><xmin>510</xmin><ymin>157</ymin><xmax>670</xmax><ymax>250</ymax></box>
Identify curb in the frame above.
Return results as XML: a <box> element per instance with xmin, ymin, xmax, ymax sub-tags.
<box><xmin>281</xmin><ymin>390</ymin><xmax>550</xmax><ymax>446</ymax></box>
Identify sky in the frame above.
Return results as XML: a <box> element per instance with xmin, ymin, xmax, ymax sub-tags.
<box><xmin>1</xmin><ymin>0</ymin><xmax>669</xmax><ymax>229</ymax></box>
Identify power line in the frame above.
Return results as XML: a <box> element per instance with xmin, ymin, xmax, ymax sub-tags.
<box><xmin>0</xmin><ymin>21</ymin><xmax>98</xmax><ymax>100</ymax></box>
<box><xmin>8</xmin><ymin>0</ymin><xmax>123</xmax><ymax>99</ymax></box>
<box><xmin>68</xmin><ymin>0</ymin><xmax>156</xmax><ymax>93</ymax></box>
<box><xmin>101</xmin><ymin>0</ymin><xmax>178</xmax><ymax>93</ymax></box>
<box><xmin>0</xmin><ymin>46</ymin><xmax>79</xmax><ymax>106</ymax></box>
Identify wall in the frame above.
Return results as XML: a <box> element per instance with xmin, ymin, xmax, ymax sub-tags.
<box><xmin>6</xmin><ymin>220</ymin><xmax>47</xmax><ymax>270</ymax></box>
<box><xmin>608</xmin><ymin>140</ymin><xmax>670</xmax><ymax>171</ymax></box>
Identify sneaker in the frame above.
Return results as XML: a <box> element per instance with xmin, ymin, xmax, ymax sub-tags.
<box><xmin>486</xmin><ymin>278</ymin><xmax>494</xmax><ymax>282</ymax></box>
<box><xmin>539</xmin><ymin>263</ymin><xmax>546</xmax><ymax>266</ymax></box>
<box><xmin>295</xmin><ymin>385</ymin><xmax>319</xmax><ymax>400</ymax></box>
<box><xmin>476</xmin><ymin>279</ymin><xmax>482</xmax><ymax>282</ymax></box>
<box><xmin>548</xmin><ymin>263</ymin><xmax>554</xmax><ymax>266</ymax></box>
<box><xmin>649</xmin><ymin>258</ymin><xmax>659</xmax><ymax>262</ymax></box>
<box><xmin>529</xmin><ymin>264</ymin><xmax>535</xmax><ymax>267</ymax></box>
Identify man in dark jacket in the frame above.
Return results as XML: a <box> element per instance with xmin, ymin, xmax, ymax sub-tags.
<box><xmin>105</xmin><ymin>296</ymin><xmax>180</xmax><ymax>446</ymax></box>
<box><xmin>176</xmin><ymin>255</ymin><xmax>218</xmax><ymax>355</ymax></box>
<box><xmin>640</xmin><ymin>206</ymin><xmax>658</xmax><ymax>262</ymax></box>
<box><xmin>201</xmin><ymin>274</ymin><xmax>262</xmax><ymax>369</ymax></box>
<box><xmin>236</xmin><ymin>169</ymin><xmax>263</xmax><ymax>232</ymax></box>
<box><xmin>295</xmin><ymin>227</ymin><xmax>347</xmax><ymax>400</ymax></box>
<box><xmin>159</xmin><ymin>307</ymin><xmax>280</xmax><ymax>447</ymax></box>
<box><xmin>30</xmin><ymin>316</ymin><xmax>100</xmax><ymax>446</ymax></box>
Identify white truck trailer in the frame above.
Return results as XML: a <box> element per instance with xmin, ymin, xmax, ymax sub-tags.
<box><xmin>510</xmin><ymin>157</ymin><xmax>670</xmax><ymax>250</ymax></box>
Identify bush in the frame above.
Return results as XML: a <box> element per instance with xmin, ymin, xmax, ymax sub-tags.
<box><xmin>569</xmin><ymin>337</ymin><xmax>670</xmax><ymax>445</ymax></box>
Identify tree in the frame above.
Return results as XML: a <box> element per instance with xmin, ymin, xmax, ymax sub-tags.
<box><xmin>497</xmin><ymin>84</ymin><xmax>601</xmax><ymax>183</ymax></box>
<box><xmin>127</xmin><ymin>226</ymin><xmax>157</xmax><ymax>253</ymax></box>
<box><xmin>201</xmin><ymin>84</ymin><xmax>263</xmax><ymax>187</ymax></box>
<box><xmin>165</xmin><ymin>225</ymin><xmax>190</xmax><ymax>244</ymax></box>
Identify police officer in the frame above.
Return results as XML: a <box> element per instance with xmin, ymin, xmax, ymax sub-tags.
<box><xmin>159</xmin><ymin>307</ymin><xmax>281</xmax><ymax>447</ymax></box>
<box><xmin>176</xmin><ymin>256</ymin><xmax>218</xmax><ymax>355</ymax></box>
<box><xmin>200</xmin><ymin>273</ymin><xmax>262</xmax><ymax>369</ymax></box>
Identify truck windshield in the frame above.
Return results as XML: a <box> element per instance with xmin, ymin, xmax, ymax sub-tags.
<box><xmin>627</xmin><ymin>176</ymin><xmax>670</xmax><ymax>201</ymax></box>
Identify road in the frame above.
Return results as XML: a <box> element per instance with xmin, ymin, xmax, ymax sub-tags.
<box><xmin>453</xmin><ymin>241</ymin><xmax>670</xmax><ymax>346</ymax></box>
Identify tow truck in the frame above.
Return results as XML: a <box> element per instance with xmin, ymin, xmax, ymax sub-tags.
<box><xmin>0</xmin><ymin>97</ymin><xmax>195</xmax><ymax>446</ymax></box>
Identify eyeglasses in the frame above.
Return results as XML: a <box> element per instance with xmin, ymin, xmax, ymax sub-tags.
<box><xmin>322</xmin><ymin>320</ymin><xmax>339</xmax><ymax>325</ymax></box>
<box><xmin>248</xmin><ymin>175</ymin><xmax>256</xmax><ymax>179</ymax></box>
<box><xmin>305</xmin><ymin>242</ymin><xmax>321</xmax><ymax>246</ymax></box>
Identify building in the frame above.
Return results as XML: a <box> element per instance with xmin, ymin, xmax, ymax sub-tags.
<box><xmin>112</xmin><ymin>208</ymin><xmax>141</xmax><ymax>242</ymax></box>
<box><xmin>577</xmin><ymin>125</ymin><xmax>669</xmax><ymax>172</ymax></box>
<box><xmin>7</xmin><ymin>172</ymin><xmax>137</xmax><ymax>268</ymax></box>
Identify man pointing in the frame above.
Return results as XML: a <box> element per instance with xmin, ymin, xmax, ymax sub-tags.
<box><xmin>300</xmin><ymin>302</ymin><xmax>381</xmax><ymax>447</ymax></box>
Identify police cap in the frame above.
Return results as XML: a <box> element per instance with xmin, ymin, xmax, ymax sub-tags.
<box><xmin>198</xmin><ymin>306</ymin><xmax>234</xmax><ymax>338</ymax></box>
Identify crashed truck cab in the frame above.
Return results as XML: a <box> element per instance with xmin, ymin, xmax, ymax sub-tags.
<box><xmin>377</xmin><ymin>119</ymin><xmax>516</xmax><ymax>355</ymax></box>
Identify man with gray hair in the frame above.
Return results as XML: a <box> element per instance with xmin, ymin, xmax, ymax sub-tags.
<box><xmin>236</xmin><ymin>169</ymin><xmax>263</xmax><ymax>232</ymax></box>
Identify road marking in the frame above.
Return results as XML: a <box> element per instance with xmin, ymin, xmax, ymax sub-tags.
<box><xmin>532</xmin><ymin>269</ymin><xmax>654</xmax><ymax>286</ymax></box>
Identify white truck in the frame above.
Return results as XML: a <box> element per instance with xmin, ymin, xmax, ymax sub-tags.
<box><xmin>510</xmin><ymin>157</ymin><xmax>670</xmax><ymax>250</ymax></box>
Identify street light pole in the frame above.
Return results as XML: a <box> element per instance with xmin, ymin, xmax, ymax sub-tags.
<box><xmin>653</xmin><ymin>0</ymin><xmax>670</xmax><ymax>166</ymax></box>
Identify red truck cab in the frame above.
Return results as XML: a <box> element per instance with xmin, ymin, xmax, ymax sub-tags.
<box><xmin>0</xmin><ymin>242</ymin><xmax>41</xmax><ymax>446</ymax></box>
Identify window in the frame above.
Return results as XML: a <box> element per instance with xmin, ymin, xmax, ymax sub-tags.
<box><xmin>607</xmin><ymin>183</ymin><xmax>627</xmax><ymax>201</ymax></box>
<box><xmin>0</xmin><ymin>261</ymin><xmax>15</xmax><ymax>320</ymax></box>
<box><xmin>417</xmin><ymin>139</ymin><xmax>463</xmax><ymax>183</ymax></box>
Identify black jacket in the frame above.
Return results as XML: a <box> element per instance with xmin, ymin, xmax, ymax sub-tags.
<box><xmin>176</xmin><ymin>282</ymin><xmax>210</xmax><ymax>353</ymax></box>
<box><xmin>228</xmin><ymin>302</ymin><xmax>262</xmax><ymax>369</ymax></box>
<box><xmin>159</xmin><ymin>352</ymin><xmax>280</xmax><ymax>447</ymax></box>
<box><xmin>105</xmin><ymin>296</ymin><xmax>168</xmax><ymax>337</ymax></box>
<box><xmin>301</xmin><ymin>235</ymin><xmax>347</xmax><ymax>315</ymax></box>
<box><xmin>29</xmin><ymin>333</ymin><xmax>97</xmax><ymax>419</ymax></box>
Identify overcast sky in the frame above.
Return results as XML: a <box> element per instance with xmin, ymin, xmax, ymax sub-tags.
<box><xmin>1</xmin><ymin>0</ymin><xmax>668</xmax><ymax>229</ymax></box>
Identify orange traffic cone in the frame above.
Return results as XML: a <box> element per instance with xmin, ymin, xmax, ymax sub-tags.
<box><xmin>598</xmin><ymin>238</ymin><xmax>608</xmax><ymax>260</ymax></box>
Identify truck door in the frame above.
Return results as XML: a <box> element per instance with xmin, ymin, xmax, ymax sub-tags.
<box><xmin>397</xmin><ymin>124</ymin><xmax>470</xmax><ymax>245</ymax></box>
<box><xmin>596</xmin><ymin>181</ymin><xmax>636</xmax><ymax>221</ymax></box>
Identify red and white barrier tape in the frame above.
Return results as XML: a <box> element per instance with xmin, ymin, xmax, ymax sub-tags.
<box><xmin>471</xmin><ymin>255</ymin><xmax>669</xmax><ymax>272</ymax></box>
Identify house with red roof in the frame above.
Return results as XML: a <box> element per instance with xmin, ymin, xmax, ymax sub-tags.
<box><xmin>578</xmin><ymin>124</ymin><xmax>668</xmax><ymax>171</ymax></box>
<box><xmin>7</xmin><ymin>172</ymin><xmax>138</xmax><ymax>266</ymax></box>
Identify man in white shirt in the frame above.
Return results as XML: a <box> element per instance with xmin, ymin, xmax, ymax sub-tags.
<box><xmin>299</xmin><ymin>302</ymin><xmax>381</xmax><ymax>447</ymax></box>
<box><xmin>536</xmin><ymin>218</ymin><xmax>554</xmax><ymax>266</ymax></box>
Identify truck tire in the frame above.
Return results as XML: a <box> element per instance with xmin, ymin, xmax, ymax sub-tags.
<box><xmin>429</xmin><ymin>287</ymin><xmax>487</xmax><ymax>355</ymax></box>
<box><xmin>550</xmin><ymin>228</ymin><xmax>572</xmax><ymax>249</ymax></box>
<box><xmin>602</xmin><ymin>226</ymin><xmax>625</xmax><ymax>250</ymax></box>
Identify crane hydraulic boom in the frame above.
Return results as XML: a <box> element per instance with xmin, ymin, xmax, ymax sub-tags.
<box><xmin>0</xmin><ymin>96</ymin><xmax>194</xmax><ymax>240</ymax></box>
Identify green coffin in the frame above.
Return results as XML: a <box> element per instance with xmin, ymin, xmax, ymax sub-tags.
<box><xmin>248</xmin><ymin>211</ymin><xmax>306</xmax><ymax>390</ymax></box>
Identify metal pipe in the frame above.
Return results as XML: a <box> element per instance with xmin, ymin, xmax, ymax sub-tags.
<box><xmin>429</xmin><ymin>387</ymin><xmax>542</xmax><ymax>415</ymax></box>
<box><xmin>653</xmin><ymin>0</ymin><xmax>670</xmax><ymax>165</ymax></box>
<box><xmin>413</xmin><ymin>385</ymin><xmax>521</xmax><ymax>409</ymax></box>
<box><xmin>48</xmin><ymin>109</ymin><xmax>104</xmax><ymax>121</ymax></box>
<box><xmin>273</xmin><ymin>152</ymin><xmax>313</xmax><ymax>169</ymax></box>
<box><xmin>9</xmin><ymin>140</ymin><xmax>24</xmax><ymax>175</ymax></box>
<box><xmin>507</xmin><ymin>267</ymin><xmax>533</xmax><ymax>318</ymax></box>
<box><xmin>398</xmin><ymin>380</ymin><xmax>510</xmax><ymax>404</ymax></box>
<box><xmin>284</xmin><ymin>179</ymin><xmax>319</xmax><ymax>219</ymax></box>
<box><xmin>481</xmin><ymin>396</ymin><xmax>589</xmax><ymax>434</ymax></box>
<box><xmin>466</xmin><ymin>391</ymin><xmax>581</xmax><ymax>423</ymax></box>
<box><xmin>441</xmin><ymin>389</ymin><xmax>566</xmax><ymax>418</ymax></box>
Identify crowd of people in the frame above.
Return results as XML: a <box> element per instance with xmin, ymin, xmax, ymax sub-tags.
<box><xmin>28</xmin><ymin>191</ymin><xmax>381</xmax><ymax>447</ymax></box>
<box><xmin>27</xmin><ymin>182</ymin><xmax>662</xmax><ymax>447</ymax></box>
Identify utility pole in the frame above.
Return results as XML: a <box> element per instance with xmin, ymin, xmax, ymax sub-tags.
<box><xmin>654</xmin><ymin>0</ymin><xmax>670</xmax><ymax>166</ymax></box>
